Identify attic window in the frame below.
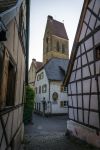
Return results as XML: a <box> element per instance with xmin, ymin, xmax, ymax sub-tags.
<box><xmin>95</xmin><ymin>45</ymin><xmax>100</xmax><ymax>60</ymax></box>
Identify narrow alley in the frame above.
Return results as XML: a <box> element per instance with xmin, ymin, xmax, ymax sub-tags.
<box><xmin>24</xmin><ymin>114</ymin><xmax>99</xmax><ymax>150</ymax></box>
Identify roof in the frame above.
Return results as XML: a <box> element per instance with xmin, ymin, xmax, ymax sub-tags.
<box><xmin>36</xmin><ymin>61</ymin><xmax>43</xmax><ymax>71</ymax></box>
<box><xmin>30</xmin><ymin>59</ymin><xmax>43</xmax><ymax>72</ymax></box>
<box><xmin>0</xmin><ymin>0</ymin><xmax>17</xmax><ymax>13</ymax></box>
<box><xmin>47</xmin><ymin>16</ymin><xmax>68</xmax><ymax>40</ymax></box>
<box><xmin>44</xmin><ymin>58</ymin><xmax>69</xmax><ymax>81</ymax></box>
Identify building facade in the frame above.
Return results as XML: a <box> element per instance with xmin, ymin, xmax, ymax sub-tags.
<box><xmin>0</xmin><ymin>0</ymin><xmax>30</xmax><ymax>149</ymax></box>
<box><xmin>35</xmin><ymin>58</ymin><xmax>69</xmax><ymax>115</ymax></box>
<box><xmin>43</xmin><ymin>15</ymin><xmax>69</xmax><ymax>64</ymax></box>
<box><xmin>63</xmin><ymin>0</ymin><xmax>100</xmax><ymax>148</ymax></box>
<box><xmin>28</xmin><ymin>58</ymin><xmax>43</xmax><ymax>89</ymax></box>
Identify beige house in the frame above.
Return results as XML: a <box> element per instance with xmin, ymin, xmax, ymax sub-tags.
<box><xmin>28</xmin><ymin>58</ymin><xmax>43</xmax><ymax>89</ymax></box>
<box><xmin>63</xmin><ymin>0</ymin><xmax>100</xmax><ymax>148</ymax></box>
<box><xmin>0</xmin><ymin>0</ymin><xmax>30</xmax><ymax>149</ymax></box>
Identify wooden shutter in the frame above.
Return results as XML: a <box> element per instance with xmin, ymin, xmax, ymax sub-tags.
<box><xmin>0</xmin><ymin>49</ymin><xmax>9</xmax><ymax>108</ymax></box>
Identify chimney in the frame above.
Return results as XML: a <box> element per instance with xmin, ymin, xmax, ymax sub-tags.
<box><xmin>32</xmin><ymin>58</ymin><xmax>36</xmax><ymax>62</ymax></box>
<box><xmin>32</xmin><ymin>58</ymin><xmax>37</xmax><ymax>67</ymax></box>
<box><xmin>48</xmin><ymin>15</ymin><xmax>53</xmax><ymax>20</ymax></box>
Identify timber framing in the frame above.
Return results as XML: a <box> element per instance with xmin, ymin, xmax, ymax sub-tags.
<box><xmin>63</xmin><ymin>0</ymin><xmax>100</xmax><ymax>137</ymax></box>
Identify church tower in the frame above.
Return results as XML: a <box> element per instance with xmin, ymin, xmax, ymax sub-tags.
<box><xmin>43</xmin><ymin>15</ymin><xmax>69</xmax><ymax>64</ymax></box>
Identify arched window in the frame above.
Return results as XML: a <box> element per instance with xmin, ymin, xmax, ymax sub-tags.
<box><xmin>56</xmin><ymin>41</ymin><xmax>59</xmax><ymax>51</ymax></box>
<box><xmin>62</xmin><ymin>44</ymin><xmax>65</xmax><ymax>53</ymax></box>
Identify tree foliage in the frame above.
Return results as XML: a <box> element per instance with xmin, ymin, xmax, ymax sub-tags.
<box><xmin>23</xmin><ymin>85</ymin><xmax>35</xmax><ymax>124</ymax></box>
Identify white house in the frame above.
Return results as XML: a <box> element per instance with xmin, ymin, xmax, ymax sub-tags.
<box><xmin>35</xmin><ymin>58</ymin><xmax>69</xmax><ymax>115</ymax></box>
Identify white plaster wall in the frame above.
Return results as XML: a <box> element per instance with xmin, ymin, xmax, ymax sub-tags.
<box><xmin>67</xmin><ymin>120</ymin><xmax>100</xmax><ymax>148</ymax></box>
<box><xmin>50</xmin><ymin>81</ymin><xmax>68</xmax><ymax>114</ymax></box>
<box><xmin>35</xmin><ymin>69</ymin><xmax>49</xmax><ymax>112</ymax></box>
<box><xmin>67</xmin><ymin>1</ymin><xmax>100</xmax><ymax>147</ymax></box>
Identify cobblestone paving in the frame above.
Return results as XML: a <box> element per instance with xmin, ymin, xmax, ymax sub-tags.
<box><xmin>24</xmin><ymin>114</ymin><xmax>99</xmax><ymax>150</ymax></box>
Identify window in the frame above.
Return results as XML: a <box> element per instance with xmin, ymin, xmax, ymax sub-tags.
<box><xmin>60</xmin><ymin>86</ymin><xmax>68</xmax><ymax>93</ymax></box>
<box><xmin>64</xmin><ymin>87</ymin><xmax>68</xmax><ymax>92</ymax></box>
<box><xmin>62</xmin><ymin>44</ymin><xmax>65</xmax><ymax>53</ymax></box>
<box><xmin>64</xmin><ymin>101</ymin><xmax>67</xmax><ymax>107</ymax></box>
<box><xmin>60</xmin><ymin>101</ymin><xmax>67</xmax><ymax>107</ymax></box>
<box><xmin>39</xmin><ymin>86</ymin><xmax>41</xmax><ymax>94</ymax></box>
<box><xmin>6</xmin><ymin>60</ymin><xmax>16</xmax><ymax>106</ymax></box>
<box><xmin>56</xmin><ymin>41</ymin><xmax>59</xmax><ymax>51</ymax></box>
<box><xmin>37</xmin><ymin>73</ymin><xmax>44</xmax><ymax>81</ymax></box>
<box><xmin>0</xmin><ymin>49</ymin><xmax>16</xmax><ymax>108</ymax></box>
<box><xmin>95</xmin><ymin>45</ymin><xmax>100</xmax><ymax>60</ymax></box>
<box><xmin>41</xmin><ymin>72</ymin><xmax>44</xmax><ymax>79</ymax></box>
<box><xmin>42</xmin><ymin>84</ymin><xmax>47</xmax><ymax>93</ymax></box>
<box><xmin>37</xmin><ymin>75</ymin><xmax>40</xmax><ymax>81</ymax></box>
<box><xmin>60</xmin><ymin>101</ymin><xmax>64</xmax><ymax>107</ymax></box>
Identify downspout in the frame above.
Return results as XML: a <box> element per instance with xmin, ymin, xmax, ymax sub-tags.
<box><xmin>49</xmin><ymin>80</ymin><xmax>52</xmax><ymax>114</ymax></box>
<box><xmin>25</xmin><ymin>0</ymin><xmax>30</xmax><ymax>85</ymax></box>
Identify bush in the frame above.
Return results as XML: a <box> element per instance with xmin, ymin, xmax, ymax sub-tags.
<box><xmin>23</xmin><ymin>85</ymin><xmax>35</xmax><ymax>124</ymax></box>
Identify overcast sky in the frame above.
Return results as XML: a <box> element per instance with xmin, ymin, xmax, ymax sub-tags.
<box><xmin>29</xmin><ymin>0</ymin><xmax>84</xmax><ymax>67</ymax></box>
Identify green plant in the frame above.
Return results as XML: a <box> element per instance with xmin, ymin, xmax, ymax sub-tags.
<box><xmin>23</xmin><ymin>85</ymin><xmax>35</xmax><ymax>124</ymax></box>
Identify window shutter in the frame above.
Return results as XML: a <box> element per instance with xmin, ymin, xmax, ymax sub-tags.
<box><xmin>0</xmin><ymin>49</ymin><xmax>9</xmax><ymax>108</ymax></box>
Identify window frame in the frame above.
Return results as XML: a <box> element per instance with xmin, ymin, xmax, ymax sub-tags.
<box><xmin>42</xmin><ymin>84</ymin><xmax>47</xmax><ymax>93</ymax></box>
<box><xmin>95</xmin><ymin>44</ymin><xmax>100</xmax><ymax>60</ymax></box>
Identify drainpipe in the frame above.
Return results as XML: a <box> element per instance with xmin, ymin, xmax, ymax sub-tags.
<box><xmin>49</xmin><ymin>80</ymin><xmax>52</xmax><ymax>114</ymax></box>
<box><xmin>25</xmin><ymin>0</ymin><xmax>30</xmax><ymax>85</ymax></box>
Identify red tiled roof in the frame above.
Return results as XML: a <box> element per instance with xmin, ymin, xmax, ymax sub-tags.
<box><xmin>36</xmin><ymin>61</ymin><xmax>43</xmax><ymax>71</ymax></box>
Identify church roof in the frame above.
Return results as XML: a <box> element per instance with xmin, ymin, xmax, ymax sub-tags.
<box><xmin>44</xmin><ymin>58</ymin><xmax>69</xmax><ymax>81</ymax></box>
<box><xmin>47</xmin><ymin>16</ymin><xmax>68</xmax><ymax>40</ymax></box>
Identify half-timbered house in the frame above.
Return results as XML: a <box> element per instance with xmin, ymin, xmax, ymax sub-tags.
<box><xmin>63</xmin><ymin>0</ymin><xmax>100</xmax><ymax>147</ymax></box>
<box><xmin>0</xmin><ymin>0</ymin><xmax>30</xmax><ymax>149</ymax></box>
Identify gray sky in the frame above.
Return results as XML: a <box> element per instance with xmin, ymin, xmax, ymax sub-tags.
<box><xmin>29</xmin><ymin>0</ymin><xmax>84</xmax><ymax>67</ymax></box>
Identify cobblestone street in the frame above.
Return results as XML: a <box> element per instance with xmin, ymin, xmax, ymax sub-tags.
<box><xmin>24</xmin><ymin>114</ymin><xmax>99</xmax><ymax>150</ymax></box>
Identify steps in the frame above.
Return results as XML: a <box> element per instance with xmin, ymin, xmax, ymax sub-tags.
<box><xmin>0</xmin><ymin>0</ymin><xmax>17</xmax><ymax>13</ymax></box>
